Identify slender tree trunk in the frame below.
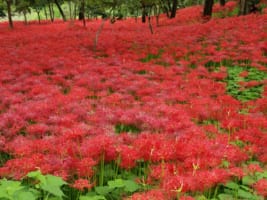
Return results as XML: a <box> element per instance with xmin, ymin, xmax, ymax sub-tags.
<box><xmin>160</xmin><ymin>0</ymin><xmax>170</xmax><ymax>18</ymax></box>
<box><xmin>239</xmin><ymin>0</ymin><xmax>251</xmax><ymax>15</ymax></box>
<box><xmin>68</xmin><ymin>0</ymin><xmax>72</xmax><ymax>20</ymax></box>
<box><xmin>78</xmin><ymin>0</ymin><xmax>86</xmax><ymax>26</ymax></box>
<box><xmin>170</xmin><ymin>0</ymin><xmax>178</xmax><ymax>18</ymax></box>
<box><xmin>23</xmin><ymin>11</ymin><xmax>27</xmax><ymax>25</ymax></box>
<box><xmin>74</xmin><ymin>2</ymin><xmax>77</xmax><ymax>19</ymax></box>
<box><xmin>6</xmin><ymin>0</ymin><xmax>13</xmax><ymax>28</ymax></box>
<box><xmin>54</xmin><ymin>0</ymin><xmax>66</xmax><ymax>21</ymax></box>
<box><xmin>48</xmin><ymin>2</ymin><xmax>54</xmax><ymax>22</ymax></box>
<box><xmin>148</xmin><ymin>16</ymin><xmax>153</xmax><ymax>34</ymax></box>
<box><xmin>94</xmin><ymin>19</ymin><xmax>106</xmax><ymax>52</ymax></box>
<box><xmin>219</xmin><ymin>0</ymin><xmax>226</xmax><ymax>6</ymax></box>
<box><xmin>44</xmin><ymin>6</ymin><xmax>48</xmax><ymax>20</ymax></box>
<box><xmin>203</xmin><ymin>0</ymin><xmax>214</xmax><ymax>17</ymax></box>
<box><xmin>142</xmin><ymin>7</ymin><xmax>146</xmax><ymax>23</ymax></box>
<box><xmin>37</xmin><ymin>11</ymin><xmax>41</xmax><ymax>24</ymax></box>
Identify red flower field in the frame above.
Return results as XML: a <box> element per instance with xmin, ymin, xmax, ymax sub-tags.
<box><xmin>0</xmin><ymin>2</ymin><xmax>266</xmax><ymax>199</ymax></box>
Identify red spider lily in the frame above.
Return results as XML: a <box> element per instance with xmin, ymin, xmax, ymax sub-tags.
<box><xmin>72</xmin><ymin>178</ymin><xmax>94</xmax><ymax>191</ymax></box>
<box><xmin>253</xmin><ymin>179</ymin><xmax>267</xmax><ymax>197</ymax></box>
<box><xmin>0</xmin><ymin>2</ymin><xmax>266</xmax><ymax>198</ymax></box>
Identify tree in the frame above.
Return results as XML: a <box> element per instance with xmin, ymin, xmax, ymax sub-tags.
<box><xmin>239</xmin><ymin>0</ymin><xmax>259</xmax><ymax>15</ymax></box>
<box><xmin>30</xmin><ymin>0</ymin><xmax>47</xmax><ymax>24</ymax></box>
<box><xmin>0</xmin><ymin>1</ymin><xmax>6</xmax><ymax>17</ymax></box>
<box><xmin>15</xmin><ymin>0</ymin><xmax>31</xmax><ymax>24</ymax></box>
<box><xmin>203</xmin><ymin>0</ymin><xmax>214</xmax><ymax>17</ymax></box>
<box><xmin>203</xmin><ymin>0</ymin><xmax>226</xmax><ymax>18</ymax></box>
<box><xmin>170</xmin><ymin>0</ymin><xmax>178</xmax><ymax>18</ymax></box>
<box><xmin>5</xmin><ymin>0</ymin><xmax>13</xmax><ymax>28</ymax></box>
<box><xmin>54</xmin><ymin>0</ymin><xmax>66</xmax><ymax>21</ymax></box>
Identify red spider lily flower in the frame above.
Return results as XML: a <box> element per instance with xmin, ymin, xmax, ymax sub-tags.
<box><xmin>228</xmin><ymin>167</ymin><xmax>244</xmax><ymax>179</ymax></box>
<box><xmin>117</xmin><ymin>145</ymin><xmax>139</xmax><ymax>169</ymax></box>
<box><xmin>129</xmin><ymin>189</ymin><xmax>167</xmax><ymax>200</ymax></box>
<box><xmin>72</xmin><ymin>178</ymin><xmax>93</xmax><ymax>191</ymax></box>
<box><xmin>253</xmin><ymin>179</ymin><xmax>267</xmax><ymax>197</ymax></box>
<box><xmin>76</xmin><ymin>157</ymin><xmax>96</xmax><ymax>178</ymax></box>
<box><xmin>247</xmin><ymin>163</ymin><xmax>263</xmax><ymax>174</ymax></box>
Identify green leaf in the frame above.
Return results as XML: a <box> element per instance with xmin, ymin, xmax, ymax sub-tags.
<box><xmin>255</xmin><ymin>171</ymin><xmax>267</xmax><ymax>180</ymax></box>
<box><xmin>40</xmin><ymin>185</ymin><xmax>64</xmax><ymax>198</ymax></box>
<box><xmin>38</xmin><ymin>174</ymin><xmax>66</xmax><ymax>198</ymax></box>
<box><xmin>27</xmin><ymin>170</ymin><xmax>46</xmax><ymax>185</ymax></box>
<box><xmin>107</xmin><ymin>179</ymin><xmax>124</xmax><ymax>188</ymax></box>
<box><xmin>14</xmin><ymin>191</ymin><xmax>37</xmax><ymax>200</ymax></box>
<box><xmin>0</xmin><ymin>179</ymin><xmax>25</xmax><ymax>198</ymax></box>
<box><xmin>123</xmin><ymin>180</ymin><xmax>139</xmax><ymax>193</ymax></box>
<box><xmin>237</xmin><ymin>189</ymin><xmax>256</xmax><ymax>199</ymax></box>
<box><xmin>218</xmin><ymin>194</ymin><xmax>234</xmax><ymax>200</ymax></box>
<box><xmin>44</xmin><ymin>175</ymin><xmax>67</xmax><ymax>187</ymax></box>
<box><xmin>225</xmin><ymin>181</ymin><xmax>239</xmax><ymax>190</ymax></box>
<box><xmin>242</xmin><ymin>175</ymin><xmax>256</xmax><ymax>186</ymax></box>
<box><xmin>79</xmin><ymin>195</ymin><xmax>106</xmax><ymax>200</ymax></box>
<box><xmin>95</xmin><ymin>186</ymin><xmax>113</xmax><ymax>195</ymax></box>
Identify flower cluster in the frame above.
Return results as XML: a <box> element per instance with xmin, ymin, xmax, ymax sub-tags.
<box><xmin>0</xmin><ymin>1</ymin><xmax>266</xmax><ymax>198</ymax></box>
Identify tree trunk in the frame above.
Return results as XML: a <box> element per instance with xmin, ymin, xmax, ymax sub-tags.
<box><xmin>142</xmin><ymin>7</ymin><xmax>146</xmax><ymax>23</ymax></box>
<box><xmin>6</xmin><ymin>0</ymin><xmax>13</xmax><ymax>29</ymax></box>
<box><xmin>78</xmin><ymin>0</ymin><xmax>86</xmax><ymax>26</ymax></box>
<box><xmin>44</xmin><ymin>6</ymin><xmax>48</xmax><ymax>20</ymax></box>
<box><xmin>23</xmin><ymin>11</ymin><xmax>27</xmax><ymax>25</ymax></box>
<box><xmin>68</xmin><ymin>0</ymin><xmax>72</xmax><ymax>20</ymax></box>
<box><xmin>54</xmin><ymin>0</ymin><xmax>66</xmax><ymax>21</ymax></box>
<box><xmin>159</xmin><ymin>0</ymin><xmax>170</xmax><ymax>18</ymax></box>
<box><xmin>48</xmin><ymin>2</ymin><xmax>54</xmax><ymax>22</ymax></box>
<box><xmin>170</xmin><ymin>0</ymin><xmax>178</xmax><ymax>18</ymax></box>
<box><xmin>239</xmin><ymin>0</ymin><xmax>251</xmax><ymax>15</ymax></box>
<box><xmin>148</xmin><ymin>16</ymin><xmax>153</xmax><ymax>34</ymax></box>
<box><xmin>203</xmin><ymin>0</ymin><xmax>214</xmax><ymax>17</ymax></box>
<box><xmin>219</xmin><ymin>0</ymin><xmax>226</xmax><ymax>6</ymax></box>
<box><xmin>37</xmin><ymin>11</ymin><xmax>41</xmax><ymax>24</ymax></box>
<box><xmin>94</xmin><ymin>19</ymin><xmax>106</xmax><ymax>52</ymax></box>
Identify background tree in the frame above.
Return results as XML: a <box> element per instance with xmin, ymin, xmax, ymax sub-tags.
<box><xmin>54</xmin><ymin>0</ymin><xmax>66</xmax><ymax>21</ymax></box>
<box><xmin>4</xmin><ymin>0</ymin><xmax>13</xmax><ymax>28</ymax></box>
<box><xmin>15</xmin><ymin>0</ymin><xmax>31</xmax><ymax>24</ymax></box>
<box><xmin>0</xmin><ymin>1</ymin><xmax>6</xmax><ymax>17</ymax></box>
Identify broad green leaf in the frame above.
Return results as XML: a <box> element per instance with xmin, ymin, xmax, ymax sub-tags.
<box><xmin>40</xmin><ymin>185</ymin><xmax>64</xmax><ymax>198</ymax></box>
<box><xmin>107</xmin><ymin>179</ymin><xmax>124</xmax><ymax>188</ymax></box>
<box><xmin>14</xmin><ymin>191</ymin><xmax>37</xmax><ymax>200</ymax></box>
<box><xmin>47</xmin><ymin>197</ymin><xmax>63</xmax><ymax>200</ymax></box>
<box><xmin>80</xmin><ymin>195</ymin><xmax>106</xmax><ymax>200</ymax></box>
<box><xmin>123</xmin><ymin>180</ymin><xmax>139</xmax><ymax>193</ymax></box>
<box><xmin>225</xmin><ymin>181</ymin><xmax>239</xmax><ymax>190</ymax></box>
<box><xmin>95</xmin><ymin>186</ymin><xmax>113</xmax><ymax>195</ymax></box>
<box><xmin>218</xmin><ymin>194</ymin><xmax>234</xmax><ymax>200</ymax></box>
<box><xmin>255</xmin><ymin>171</ymin><xmax>267</xmax><ymax>180</ymax></box>
<box><xmin>39</xmin><ymin>175</ymin><xmax>66</xmax><ymax>197</ymax></box>
<box><xmin>0</xmin><ymin>179</ymin><xmax>25</xmax><ymax>197</ymax></box>
<box><xmin>195</xmin><ymin>195</ymin><xmax>207</xmax><ymax>200</ymax></box>
<box><xmin>237</xmin><ymin>189</ymin><xmax>256</xmax><ymax>199</ymax></box>
<box><xmin>44</xmin><ymin>175</ymin><xmax>67</xmax><ymax>187</ymax></box>
<box><xmin>242</xmin><ymin>175</ymin><xmax>256</xmax><ymax>186</ymax></box>
<box><xmin>239</xmin><ymin>185</ymin><xmax>251</xmax><ymax>192</ymax></box>
<box><xmin>27</xmin><ymin>170</ymin><xmax>46</xmax><ymax>185</ymax></box>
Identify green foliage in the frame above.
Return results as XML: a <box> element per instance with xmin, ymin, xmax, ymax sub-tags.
<box><xmin>27</xmin><ymin>170</ymin><xmax>67</xmax><ymax>198</ymax></box>
<box><xmin>214</xmin><ymin>169</ymin><xmax>267</xmax><ymax>200</ymax></box>
<box><xmin>205</xmin><ymin>60</ymin><xmax>267</xmax><ymax>102</ymax></box>
<box><xmin>139</xmin><ymin>49</ymin><xmax>164</xmax><ymax>63</ymax></box>
<box><xmin>225</xmin><ymin>65</ymin><xmax>266</xmax><ymax>101</ymax></box>
<box><xmin>115</xmin><ymin>123</ymin><xmax>141</xmax><ymax>134</ymax></box>
<box><xmin>0</xmin><ymin>179</ymin><xmax>39</xmax><ymax>200</ymax></box>
<box><xmin>0</xmin><ymin>151</ymin><xmax>12</xmax><ymax>167</ymax></box>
